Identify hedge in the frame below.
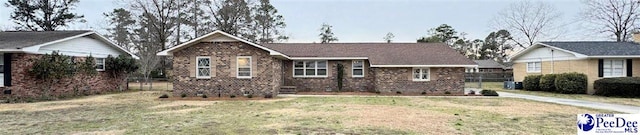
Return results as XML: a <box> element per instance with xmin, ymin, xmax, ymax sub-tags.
<box><xmin>539</xmin><ymin>74</ymin><xmax>557</xmax><ymax>92</ymax></box>
<box><xmin>481</xmin><ymin>89</ymin><xmax>499</xmax><ymax>96</ymax></box>
<box><xmin>555</xmin><ymin>72</ymin><xmax>588</xmax><ymax>94</ymax></box>
<box><xmin>523</xmin><ymin>75</ymin><xmax>542</xmax><ymax>91</ymax></box>
<box><xmin>594</xmin><ymin>77</ymin><xmax>640</xmax><ymax>97</ymax></box>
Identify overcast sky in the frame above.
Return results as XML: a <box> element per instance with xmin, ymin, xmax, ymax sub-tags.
<box><xmin>0</xmin><ymin>0</ymin><xmax>608</xmax><ymax>43</ymax></box>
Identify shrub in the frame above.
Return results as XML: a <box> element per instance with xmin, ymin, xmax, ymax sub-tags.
<box><xmin>159</xmin><ymin>94</ymin><xmax>169</xmax><ymax>98</ymax></box>
<box><xmin>594</xmin><ymin>77</ymin><xmax>640</xmax><ymax>97</ymax></box>
<box><xmin>444</xmin><ymin>91</ymin><xmax>451</xmax><ymax>94</ymax></box>
<box><xmin>375</xmin><ymin>91</ymin><xmax>381</xmax><ymax>94</ymax></box>
<box><xmin>555</xmin><ymin>72</ymin><xmax>588</xmax><ymax>94</ymax></box>
<box><xmin>230</xmin><ymin>95</ymin><xmax>236</xmax><ymax>98</ymax></box>
<box><xmin>202</xmin><ymin>94</ymin><xmax>208</xmax><ymax>98</ymax></box>
<box><xmin>523</xmin><ymin>75</ymin><xmax>542</xmax><ymax>91</ymax></box>
<box><xmin>247</xmin><ymin>94</ymin><xmax>253</xmax><ymax>98</ymax></box>
<box><xmin>180</xmin><ymin>93</ymin><xmax>187</xmax><ymax>98</ymax></box>
<box><xmin>468</xmin><ymin>90</ymin><xmax>475</xmax><ymax>95</ymax></box>
<box><xmin>421</xmin><ymin>91</ymin><xmax>427</xmax><ymax>95</ymax></box>
<box><xmin>539</xmin><ymin>74</ymin><xmax>557</xmax><ymax>92</ymax></box>
<box><xmin>396</xmin><ymin>91</ymin><xmax>402</xmax><ymax>94</ymax></box>
<box><xmin>264</xmin><ymin>93</ymin><xmax>273</xmax><ymax>98</ymax></box>
<box><xmin>481</xmin><ymin>90</ymin><xmax>499</xmax><ymax>96</ymax></box>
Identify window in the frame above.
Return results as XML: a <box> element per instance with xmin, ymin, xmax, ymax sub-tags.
<box><xmin>237</xmin><ymin>56</ymin><xmax>252</xmax><ymax>78</ymax></box>
<box><xmin>352</xmin><ymin>60</ymin><xmax>364</xmax><ymax>77</ymax></box>
<box><xmin>196</xmin><ymin>56</ymin><xmax>211</xmax><ymax>78</ymax></box>
<box><xmin>526</xmin><ymin>62</ymin><xmax>541</xmax><ymax>72</ymax></box>
<box><xmin>293</xmin><ymin>61</ymin><xmax>327</xmax><ymax>77</ymax></box>
<box><xmin>603</xmin><ymin>59</ymin><xmax>625</xmax><ymax>77</ymax></box>
<box><xmin>95</xmin><ymin>58</ymin><xmax>105</xmax><ymax>71</ymax></box>
<box><xmin>412</xmin><ymin>68</ymin><xmax>430</xmax><ymax>81</ymax></box>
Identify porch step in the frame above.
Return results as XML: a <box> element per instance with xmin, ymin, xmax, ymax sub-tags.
<box><xmin>279</xmin><ymin>86</ymin><xmax>297</xmax><ymax>94</ymax></box>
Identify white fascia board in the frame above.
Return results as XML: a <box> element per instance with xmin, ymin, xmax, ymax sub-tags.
<box><xmin>587</xmin><ymin>55</ymin><xmax>640</xmax><ymax>58</ymax></box>
<box><xmin>508</xmin><ymin>42</ymin><xmax>589</xmax><ymax>62</ymax></box>
<box><xmin>288</xmin><ymin>57</ymin><xmax>368</xmax><ymax>60</ymax></box>
<box><xmin>157</xmin><ymin>30</ymin><xmax>288</xmax><ymax>59</ymax></box>
<box><xmin>371</xmin><ymin>64</ymin><xmax>478</xmax><ymax>68</ymax></box>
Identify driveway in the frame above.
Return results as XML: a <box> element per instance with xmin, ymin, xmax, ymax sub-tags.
<box><xmin>499</xmin><ymin>92</ymin><xmax>640</xmax><ymax>114</ymax></box>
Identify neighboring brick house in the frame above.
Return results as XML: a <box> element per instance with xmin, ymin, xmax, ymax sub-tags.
<box><xmin>509</xmin><ymin>41</ymin><xmax>640</xmax><ymax>94</ymax></box>
<box><xmin>157</xmin><ymin>31</ymin><xmax>477</xmax><ymax>97</ymax></box>
<box><xmin>0</xmin><ymin>31</ymin><xmax>138</xmax><ymax>101</ymax></box>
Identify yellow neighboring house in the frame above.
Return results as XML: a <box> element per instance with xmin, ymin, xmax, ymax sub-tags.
<box><xmin>509</xmin><ymin>41</ymin><xmax>640</xmax><ymax>94</ymax></box>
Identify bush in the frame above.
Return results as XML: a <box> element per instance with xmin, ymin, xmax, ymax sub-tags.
<box><xmin>421</xmin><ymin>91</ymin><xmax>427</xmax><ymax>95</ymax></box>
<box><xmin>468</xmin><ymin>90</ymin><xmax>475</xmax><ymax>95</ymax></box>
<box><xmin>180</xmin><ymin>93</ymin><xmax>187</xmax><ymax>98</ymax></box>
<box><xmin>396</xmin><ymin>91</ymin><xmax>402</xmax><ymax>94</ymax></box>
<box><xmin>159</xmin><ymin>94</ymin><xmax>169</xmax><ymax>98</ymax></box>
<box><xmin>539</xmin><ymin>74</ymin><xmax>557</xmax><ymax>92</ymax></box>
<box><xmin>247</xmin><ymin>94</ymin><xmax>253</xmax><ymax>98</ymax></box>
<box><xmin>523</xmin><ymin>75</ymin><xmax>542</xmax><ymax>91</ymax></box>
<box><xmin>202</xmin><ymin>94</ymin><xmax>208</xmax><ymax>98</ymax></box>
<box><xmin>264</xmin><ymin>93</ymin><xmax>273</xmax><ymax>98</ymax></box>
<box><xmin>555</xmin><ymin>72</ymin><xmax>588</xmax><ymax>94</ymax></box>
<box><xmin>594</xmin><ymin>77</ymin><xmax>640</xmax><ymax>97</ymax></box>
<box><xmin>444</xmin><ymin>91</ymin><xmax>451</xmax><ymax>94</ymax></box>
<box><xmin>230</xmin><ymin>95</ymin><xmax>236</xmax><ymax>98</ymax></box>
<box><xmin>481</xmin><ymin>90</ymin><xmax>499</xmax><ymax>96</ymax></box>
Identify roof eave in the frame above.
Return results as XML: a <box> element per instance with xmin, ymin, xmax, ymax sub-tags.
<box><xmin>370</xmin><ymin>64</ymin><xmax>478</xmax><ymax>68</ymax></box>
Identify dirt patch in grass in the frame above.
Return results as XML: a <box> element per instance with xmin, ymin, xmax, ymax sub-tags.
<box><xmin>150</xmin><ymin>107</ymin><xmax>204</xmax><ymax>114</ymax></box>
<box><xmin>71</xmin><ymin>129</ymin><xmax>125</xmax><ymax>135</ymax></box>
<box><xmin>340</xmin><ymin>104</ymin><xmax>456</xmax><ymax>134</ymax></box>
<box><xmin>149</xmin><ymin>101</ymin><xmax>220</xmax><ymax>109</ymax></box>
<box><xmin>420</xmin><ymin>98</ymin><xmax>594</xmax><ymax>117</ymax></box>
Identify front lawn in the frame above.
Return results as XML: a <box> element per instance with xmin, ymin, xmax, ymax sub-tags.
<box><xmin>0</xmin><ymin>90</ymin><xmax>613</xmax><ymax>134</ymax></box>
<box><xmin>475</xmin><ymin>82</ymin><xmax>640</xmax><ymax>107</ymax></box>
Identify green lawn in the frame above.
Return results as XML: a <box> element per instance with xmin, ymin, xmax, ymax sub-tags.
<box><xmin>472</xmin><ymin>82</ymin><xmax>640</xmax><ymax>107</ymax></box>
<box><xmin>0</xmin><ymin>90</ymin><xmax>615</xmax><ymax>134</ymax></box>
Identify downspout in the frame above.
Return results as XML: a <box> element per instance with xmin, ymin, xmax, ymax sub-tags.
<box><xmin>551</xmin><ymin>49</ymin><xmax>554</xmax><ymax>74</ymax></box>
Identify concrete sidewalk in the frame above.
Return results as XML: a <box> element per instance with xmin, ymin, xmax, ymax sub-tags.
<box><xmin>499</xmin><ymin>92</ymin><xmax>640</xmax><ymax>114</ymax></box>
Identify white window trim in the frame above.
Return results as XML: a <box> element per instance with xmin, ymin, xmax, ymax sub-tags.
<box><xmin>96</xmin><ymin>58</ymin><xmax>106</xmax><ymax>71</ymax></box>
<box><xmin>352</xmin><ymin>60</ymin><xmax>365</xmax><ymax>77</ymax></box>
<box><xmin>526</xmin><ymin>62</ymin><xmax>541</xmax><ymax>73</ymax></box>
<box><xmin>196</xmin><ymin>56</ymin><xmax>211</xmax><ymax>79</ymax></box>
<box><xmin>293</xmin><ymin>60</ymin><xmax>329</xmax><ymax>78</ymax></box>
<box><xmin>236</xmin><ymin>56</ymin><xmax>252</xmax><ymax>79</ymax></box>
<box><xmin>412</xmin><ymin>68</ymin><xmax>430</xmax><ymax>81</ymax></box>
<box><xmin>602</xmin><ymin>59</ymin><xmax>626</xmax><ymax>78</ymax></box>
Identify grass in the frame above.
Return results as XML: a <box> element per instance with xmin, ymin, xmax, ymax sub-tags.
<box><xmin>471</xmin><ymin>82</ymin><xmax>640</xmax><ymax>107</ymax></box>
<box><xmin>0</xmin><ymin>90</ymin><xmax>615</xmax><ymax>134</ymax></box>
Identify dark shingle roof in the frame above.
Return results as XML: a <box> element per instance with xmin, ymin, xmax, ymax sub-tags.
<box><xmin>474</xmin><ymin>60</ymin><xmax>504</xmax><ymax>68</ymax></box>
<box><xmin>540</xmin><ymin>41</ymin><xmax>640</xmax><ymax>56</ymax></box>
<box><xmin>0</xmin><ymin>30</ymin><xmax>91</xmax><ymax>49</ymax></box>
<box><xmin>262</xmin><ymin>43</ymin><xmax>476</xmax><ymax>66</ymax></box>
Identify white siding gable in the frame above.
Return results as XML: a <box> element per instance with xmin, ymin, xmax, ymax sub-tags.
<box><xmin>513</xmin><ymin>46</ymin><xmax>581</xmax><ymax>63</ymax></box>
<box><xmin>37</xmin><ymin>36</ymin><xmax>126</xmax><ymax>58</ymax></box>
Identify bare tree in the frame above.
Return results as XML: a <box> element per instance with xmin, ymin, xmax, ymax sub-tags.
<box><xmin>494</xmin><ymin>0</ymin><xmax>563</xmax><ymax>48</ymax></box>
<box><xmin>582</xmin><ymin>0</ymin><xmax>640</xmax><ymax>42</ymax></box>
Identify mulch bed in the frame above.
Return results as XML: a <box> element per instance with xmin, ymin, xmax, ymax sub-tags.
<box><xmin>295</xmin><ymin>92</ymin><xmax>484</xmax><ymax>96</ymax></box>
<box><xmin>159</xmin><ymin>96</ymin><xmax>278</xmax><ymax>101</ymax></box>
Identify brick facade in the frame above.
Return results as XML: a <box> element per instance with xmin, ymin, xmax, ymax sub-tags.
<box><xmin>373</xmin><ymin>67</ymin><xmax>465</xmax><ymax>94</ymax></box>
<box><xmin>0</xmin><ymin>53</ymin><xmax>124</xmax><ymax>101</ymax></box>
<box><xmin>172</xmin><ymin>42</ymin><xmax>280</xmax><ymax>97</ymax></box>
<box><xmin>282</xmin><ymin>60</ymin><xmax>375</xmax><ymax>92</ymax></box>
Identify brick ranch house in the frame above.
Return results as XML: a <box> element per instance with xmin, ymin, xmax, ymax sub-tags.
<box><xmin>0</xmin><ymin>31</ymin><xmax>138</xmax><ymax>101</ymax></box>
<box><xmin>157</xmin><ymin>31</ymin><xmax>477</xmax><ymax>97</ymax></box>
